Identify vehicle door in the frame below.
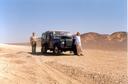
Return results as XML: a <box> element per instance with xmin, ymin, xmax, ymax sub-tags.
<box><xmin>41</xmin><ymin>33</ymin><xmax>46</xmax><ymax>45</ymax></box>
<box><xmin>48</xmin><ymin>32</ymin><xmax>54</xmax><ymax>48</ymax></box>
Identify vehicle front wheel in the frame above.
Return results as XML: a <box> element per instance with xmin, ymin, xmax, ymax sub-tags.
<box><xmin>53</xmin><ymin>46</ymin><xmax>60</xmax><ymax>54</ymax></box>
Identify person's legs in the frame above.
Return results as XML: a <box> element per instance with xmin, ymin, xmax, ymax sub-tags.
<box><xmin>32</xmin><ymin>45</ymin><xmax>34</xmax><ymax>54</ymax></box>
<box><xmin>76</xmin><ymin>44</ymin><xmax>81</xmax><ymax>56</ymax></box>
<box><xmin>31</xmin><ymin>42</ymin><xmax>36</xmax><ymax>54</ymax></box>
<box><xmin>34</xmin><ymin>45</ymin><xmax>36</xmax><ymax>53</ymax></box>
<box><xmin>79</xmin><ymin>45</ymin><xmax>84</xmax><ymax>56</ymax></box>
<box><xmin>72</xmin><ymin>44</ymin><xmax>77</xmax><ymax>55</ymax></box>
<box><xmin>33</xmin><ymin>43</ymin><xmax>36</xmax><ymax>54</ymax></box>
<box><xmin>74</xmin><ymin>45</ymin><xmax>77</xmax><ymax>55</ymax></box>
<box><xmin>76</xmin><ymin>44</ymin><xmax>84</xmax><ymax>56</ymax></box>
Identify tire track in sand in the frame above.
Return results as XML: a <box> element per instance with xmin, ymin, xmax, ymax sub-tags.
<box><xmin>34</xmin><ymin>57</ymin><xmax>82</xmax><ymax>84</ymax></box>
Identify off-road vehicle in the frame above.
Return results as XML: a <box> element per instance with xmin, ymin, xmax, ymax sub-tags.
<box><xmin>41</xmin><ymin>31</ymin><xmax>76</xmax><ymax>54</ymax></box>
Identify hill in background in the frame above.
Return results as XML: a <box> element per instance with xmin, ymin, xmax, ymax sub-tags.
<box><xmin>81</xmin><ymin>32</ymin><xmax>127</xmax><ymax>51</ymax></box>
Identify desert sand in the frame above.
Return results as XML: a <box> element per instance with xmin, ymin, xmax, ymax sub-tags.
<box><xmin>0</xmin><ymin>43</ymin><xmax>127</xmax><ymax>84</ymax></box>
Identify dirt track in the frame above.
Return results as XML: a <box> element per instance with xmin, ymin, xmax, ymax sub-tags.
<box><xmin>0</xmin><ymin>44</ymin><xmax>127</xmax><ymax>84</ymax></box>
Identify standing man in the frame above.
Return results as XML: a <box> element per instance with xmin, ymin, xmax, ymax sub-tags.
<box><xmin>75</xmin><ymin>32</ymin><xmax>84</xmax><ymax>56</ymax></box>
<box><xmin>30</xmin><ymin>32</ymin><xmax>37</xmax><ymax>54</ymax></box>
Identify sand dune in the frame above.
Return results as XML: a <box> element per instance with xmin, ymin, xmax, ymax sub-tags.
<box><xmin>0</xmin><ymin>44</ymin><xmax>127</xmax><ymax>84</ymax></box>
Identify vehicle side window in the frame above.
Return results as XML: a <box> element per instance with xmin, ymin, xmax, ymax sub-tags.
<box><xmin>46</xmin><ymin>33</ymin><xmax>50</xmax><ymax>40</ymax></box>
<box><xmin>49</xmin><ymin>33</ymin><xmax>53</xmax><ymax>39</ymax></box>
<box><xmin>42</xmin><ymin>33</ymin><xmax>46</xmax><ymax>39</ymax></box>
<box><xmin>46</xmin><ymin>33</ymin><xmax>52</xmax><ymax>40</ymax></box>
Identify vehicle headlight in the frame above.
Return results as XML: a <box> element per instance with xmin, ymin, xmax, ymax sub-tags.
<box><xmin>61</xmin><ymin>41</ymin><xmax>65</xmax><ymax>44</ymax></box>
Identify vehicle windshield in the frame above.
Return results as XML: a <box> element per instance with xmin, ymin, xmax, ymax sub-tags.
<box><xmin>53</xmin><ymin>31</ymin><xmax>72</xmax><ymax>36</ymax></box>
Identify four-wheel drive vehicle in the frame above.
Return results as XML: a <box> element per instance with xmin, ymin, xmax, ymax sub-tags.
<box><xmin>41</xmin><ymin>31</ymin><xmax>75</xmax><ymax>54</ymax></box>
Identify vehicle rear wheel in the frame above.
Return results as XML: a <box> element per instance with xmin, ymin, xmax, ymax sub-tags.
<box><xmin>41</xmin><ymin>45</ymin><xmax>47</xmax><ymax>54</ymax></box>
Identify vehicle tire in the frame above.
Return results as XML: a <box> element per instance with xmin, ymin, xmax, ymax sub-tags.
<box><xmin>41</xmin><ymin>45</ymin><xmax>47</xmax><ymax>54</ymax></box>
<box><xmin>53</xmin><ymin>46</ymin><xmax>60</xmax><ymax>54</ymax></box>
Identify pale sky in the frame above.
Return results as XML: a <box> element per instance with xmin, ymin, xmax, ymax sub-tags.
<box><xmin>0</xmin><ymin>0</ymin><xmax>127</xmax><ymax>43</ymax></box>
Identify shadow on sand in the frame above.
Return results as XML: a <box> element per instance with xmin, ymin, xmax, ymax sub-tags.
<box><xmin>28</xmin><ymin>52</ymin><xmax>76</xmax><ymax>57</ymax></box>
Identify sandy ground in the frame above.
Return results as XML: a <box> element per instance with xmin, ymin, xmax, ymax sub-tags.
<box><xmin>0</xmin><ymin>44</ymin><xmax>127</xmax><ymax>84</ymax></box>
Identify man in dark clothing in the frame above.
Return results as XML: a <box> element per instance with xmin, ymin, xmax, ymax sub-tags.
<box><xmin>72</xmin><ymin>35</ymin><xmax>77</xmax><ymax>55</ymax></box>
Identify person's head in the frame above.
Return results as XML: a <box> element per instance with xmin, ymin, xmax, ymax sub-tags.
<box><xmin>32</xmin><ymin>32</ymin><xmax>35</xmax><ymax>36</ymax></box>
<box><xmin>76</xmin><ymin>32</ymin><xmax>80</xmax><ymax>36</ymax></box>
